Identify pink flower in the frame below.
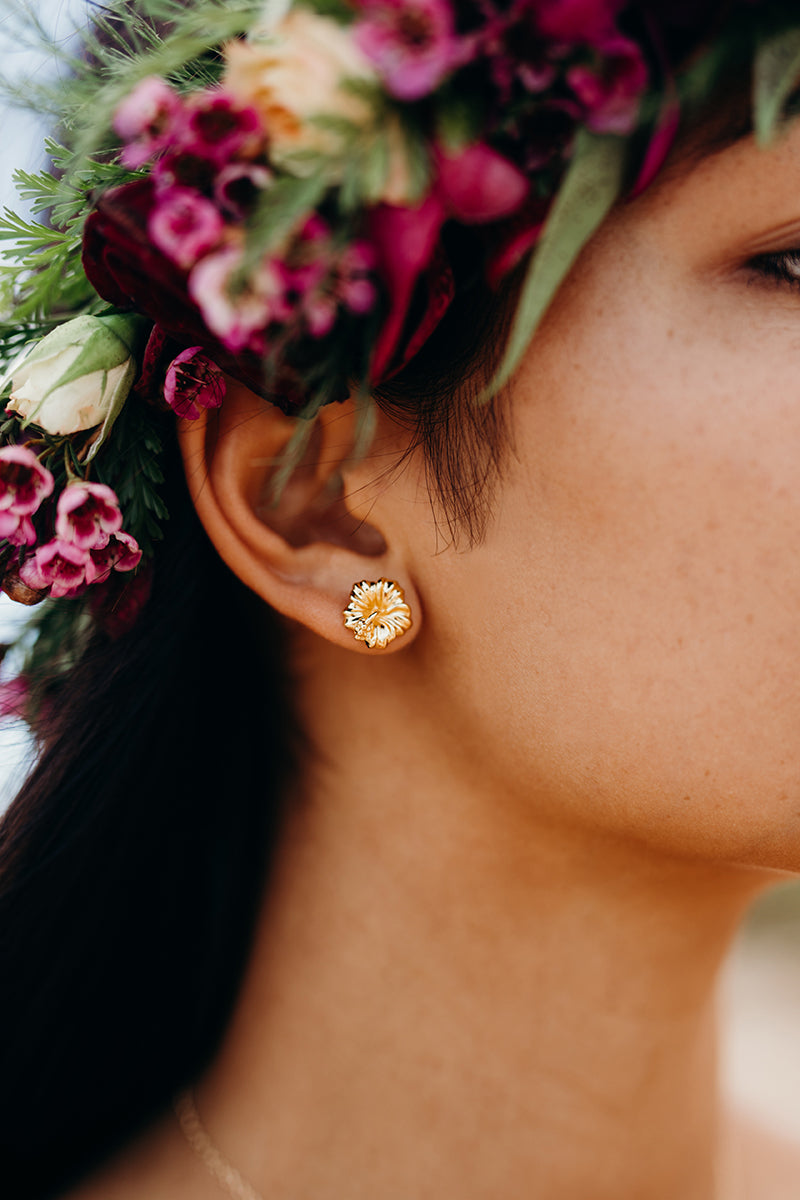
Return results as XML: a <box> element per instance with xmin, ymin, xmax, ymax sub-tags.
<box><xmin>114</xmin><ymin>76</ymin><xmax>182</xmax><ymax>169</ymax></box>
<box><xmin>152</xmin><ymin>151</ymin><xmax>217</xmax><ymax>195</ymax></box>
<box><xmin>56</xmin><ymin>483</ymin><xmax>123</xmax><ymax>551</ymax></box>
<box><xmin>337</xmin><ymin>242</ymin><xmax>378</xmax><ymax>315</ymax></box>
<box><xmin>567</xmin><ymin>36</ymin><xmax>648</xmax><ymax>134</ymax></box>
<box><xmin>353</xmin><ymin>0</ymin><xmax>462</xmax><ymax>99</ymax></box>
<box><xmin>164</xmin><ymin>347</ymin><xmax>226</xmax><ymax>420</ymax></box>
<box><xmin>279</xmin><ymin>225</ymin><xmax>378</xmax><ymax>338</ymax></box>
<box><xmin>0</xmin><ymin>445</ymin><xmax>54</xmax><ymax>515</ymax></box>
<box><xmin>189</xmin><ymin>245</ymin><xmax>288</xmax><ymax>353</ymax></box>
<box><xmin>182</xmin><ymin>90</ymin><xmax>263</xmax><ymax>164</ymax></box>
<box><xmin>148</xmin><ymin>187</ymin><xmax>224</xmax><ymax>270</ymax></box>
<box><xmin>214</xmin><ymin>163</ymin><xmax>272</xmax><ymax>218</ymax></box>
<box><xmin>0</xmin><ymin>446</ymin><xmax>54</xmax><ymax>547</ymax></box>
<box><xmin>0</xmin><ymin>510</ymin><xmax>35</xmax><ymax>547</ymax></box>
<box><xmin>85</xmin><ymin>530</ymin><xmax>142</xmax><ymax>586</ymax></box>
<box><xmin>19</xmin><ymin>539</ymin><xmax>89</xmax><ymax>599</ymax></box>
<box><xmin>367</xmin><ymin>194</ymin><xmax>446</xmax><ymax>378</ymax></box>
<box><xmin>436</xmin><ymin>143</ymin><xmax>529</xmax><ymax>223</ymax></box>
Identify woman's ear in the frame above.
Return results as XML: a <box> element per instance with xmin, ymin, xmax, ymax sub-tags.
<box><xmin>177</xmin><ymin>381</ymin><xmax>420</xmax><ymax>652</ymax></box>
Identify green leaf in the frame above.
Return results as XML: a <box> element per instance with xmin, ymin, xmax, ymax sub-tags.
<box><xmin>753</xmin><ymin>28</ymin><xmax>800</xmax><ymax>145</ymax></box>
<box><xmin>82</xmin><ymin>358</ymin><xmax>138</xmax><ymax>464</ymax></box>
<box><xmin>361</xmin><ymin>135</ymin><xmax>391</xmax><ymax>205</ymax></box>
<box><xmin>488</xmin><ymin>130</ymin><xmax>628</xmax><ymax>396</ymax></box>
<box><xmin>436</xmin><ymin>91</ymin><xmax>484</xmax><ymax>153</ymax></box>
<box><xmin>244</xmin><ymin>172</ymin><xmax>329</xmax><ymax>266</ymax></box>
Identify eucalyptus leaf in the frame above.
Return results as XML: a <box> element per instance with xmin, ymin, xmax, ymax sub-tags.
<box><xmin>361</xmin><ymin>136</ymin><xmax>391</xmax><ymax>205</ymax></box>
<box><xmin>489</xmin><ymin>130</ymin><xmax>628</xmax><ymax>397</ymax></box>
<box><xmin>245</xmin><ymin>173</ymin><xmax>329</xmax><ymax>266</ymax></box>
<box><xmin>753</xmin><ymin>27</ymin><xmax>800</xmax><ymax>145</ymax></box>
<box><xmin>436</xmin><ymin>92</ymin><xmax>484</xmax><ymax>153</ymax></box>
<box><xmin>82</xmin><ymin>358</ymin><xmax>138</xmax><ymax>463</ymax></box>
<box><xmin>402</xmin><ymin>124</ymin><xmax>432</xmax><ymax>206</ymax></box>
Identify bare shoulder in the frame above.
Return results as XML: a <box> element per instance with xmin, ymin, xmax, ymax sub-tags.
<box><xmin>737</xmin><ymin>1109</ymin><xmax>800</xmax><ymax>1200</ymax></box>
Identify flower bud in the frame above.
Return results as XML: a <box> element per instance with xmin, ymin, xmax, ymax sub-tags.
<box><xmin>5</xmin><ymin>314</ymin><xmax>145</xmax><ymax>439</ymax></box>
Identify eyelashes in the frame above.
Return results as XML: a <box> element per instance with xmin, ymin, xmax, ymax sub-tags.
<box><xmin>748</xmin><ymin>249</ymin><xmax>800</xmax><ymax>290</ymax></box>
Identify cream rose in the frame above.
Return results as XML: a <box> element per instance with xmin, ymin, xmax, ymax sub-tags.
<box><xmin>223</xmin><ymin>7</ymin><xmax>378</xmax><ymax>175</ymax></box>
<box><xmin>5</xmin><ymin>314</ymin><xmax>140</xmax><ymax>439</ymax></box>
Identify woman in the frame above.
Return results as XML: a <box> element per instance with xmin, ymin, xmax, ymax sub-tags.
<box><xmin>2</xmin><ymin>1</ymin><xmax>800</xmax><ymax>1196</ymax></box>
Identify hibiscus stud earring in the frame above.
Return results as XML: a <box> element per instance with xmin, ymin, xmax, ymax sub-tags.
<box><xmin>343</xmin><ymin>579</ymin><xmax>412</xmax><ymax>649</ymax></box>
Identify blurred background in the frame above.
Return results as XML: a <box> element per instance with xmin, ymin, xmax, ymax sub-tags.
<box><xmin>2</xmin><ymin>0</ymin><xmax>800</xmax><ymax>1148</ymax></box>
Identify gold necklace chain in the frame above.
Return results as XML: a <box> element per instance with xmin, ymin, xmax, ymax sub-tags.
<box><xmin>175</xmin><ymin>1086</ymin><xmax>744</xmax><ymax>1200</ymax></box>
<box><xmin>174</xmin><ymin>1090</ymin><xmax>265</xmax><ymax>1200</ymax></box>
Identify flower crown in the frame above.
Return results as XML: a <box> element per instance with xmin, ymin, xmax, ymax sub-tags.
<box><xmin>0</xmin><ymin>0</ymin><xmax>797</xmax><ymax>711</ymax></box>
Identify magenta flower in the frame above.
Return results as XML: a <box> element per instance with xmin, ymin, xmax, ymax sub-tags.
<box><xmin>114</xmin><ymin>76</ymin><xmax>182</xmax><ymax>169</ymax></box>
<box><xmin>148</xmin><ymin>187</ymin><xmax>224</xmax><ymax>270</ymax></box>
<box><xmin>353</xmin><ymin>0</ymin><xmax>462</xmax><ymax>99</ymax></box>
<box><xmin>436</xmin><ymin>143</ymin><xmax>529</xmax><ymax>223</ymax></box>
<box><xmin>164</xmin><ymin>347</ymin><xmax>227</xmax><ymax>420</ymax></box>
<box><xmin>336</xmin><ymin>242</ymin><xmax>378</xmax><ymax>315</ymax></box>
<box><xmin>279</xmin><ymin>224</ymin><xmax>378</xmax><ymax>339</ymax></box>
<box><xmin>567</xmin><ymin>36</ymin><xmax>648</xmax><ymax>134</ymax></box>
<box><xmin>0</xmin><ymin>446</ymin><xmax>54</xmax><ymax>547</ymax></box>
<box><xmin>534</xmin><ymin>0</ymin><xmax>625</xmax><ymax>44</ymax></box>
<box><xmin>367</xmin><ymin>194</ymin><xmax>447</xmax><ymax>378</ymax></box>
<box><xmin>215</xmin><ymin>163</ymin><xmax>273</xmax><ymax>218</ymax></box>
<box><xmin>152</xmin><ymin>151</ymin><xmax>218</xmax><ymax>195</ymax></box>
<box><xmin>0</xmin><ymin>446</ymin><xmax>54</xmax><ymax>515</ymax></box>
<box><xmin>19</xmin><ymin>539</ymin><xmax>89</xmax><ymax>599</ymax></box>
<box><xmin>182</xmin><ymin>90</ymin><xmax>263</xmax><ymax>164</ymax></box>
<box><xmin>0</xmin><ymin>510</ymin><xmax>35</xmax><ymax>547</ymax></box>
<box><xmin>188</xmin><ymin>245</ymin><xmax>288</xmax><ymax>353</ymax></box>
<box><xmin>85</xmin><ymin>530</ymin><xmax>142</xmax><ymax>586</ymax></box>
<box><xmin>56</xmin><ymin>483</ymin><xmax>123</xmax><ymax>552</ymax></box>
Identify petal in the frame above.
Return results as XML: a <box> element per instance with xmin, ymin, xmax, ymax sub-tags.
<box><xmin>436</xmin><ymin>144</ymin><xmax>529</xmax><ymax>224</ymax></box>
<box><xmin>367</xmin><ymin>193</ymin><xmax>446</xmax><ymax>379</ymax></box>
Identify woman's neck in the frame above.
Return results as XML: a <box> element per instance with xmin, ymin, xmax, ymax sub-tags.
<box><xmin>195</xmin><ymin>730</ymin><xmax>770</xmax><ymax>1200</ymax></box>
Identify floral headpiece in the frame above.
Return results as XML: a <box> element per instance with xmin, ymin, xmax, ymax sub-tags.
<box><xmin>0</xmin><ymin>0</ymin><xmax>798</xmax><ymax>710</ymax></box>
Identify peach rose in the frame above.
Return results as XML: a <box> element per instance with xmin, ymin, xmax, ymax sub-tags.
<box><xmin>224</xmin><ymin>7</ymin><xmax>378</xmax><ymax>175</ymax></box>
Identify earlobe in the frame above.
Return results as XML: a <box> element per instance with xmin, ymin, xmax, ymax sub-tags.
<box><xmin>177</xmin><ymin>381</ymin><xmax>420</xmax><ymax>652</ymax></box>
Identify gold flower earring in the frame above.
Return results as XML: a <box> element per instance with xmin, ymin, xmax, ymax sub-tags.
<box><xmin>343</xmin><ymin>579</ymin><xmax>412</xmax><ymax>649</ymax></box>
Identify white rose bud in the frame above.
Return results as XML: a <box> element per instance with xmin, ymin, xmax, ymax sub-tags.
<box><xmin>5</xmin><ymin>314</ymin><xmax>144</xmax><ymax>440</ymax></box>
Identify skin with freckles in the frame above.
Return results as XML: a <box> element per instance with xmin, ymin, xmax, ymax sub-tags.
<box><xmin>67</xmin><ymin>123</ymin><xmax>800</xmax><ymax>1199</ymax></box>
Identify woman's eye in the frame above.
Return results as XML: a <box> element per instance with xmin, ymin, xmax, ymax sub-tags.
<box><xmin>749</xmin><ymin>249</ymin><xmax>800</xmax><ymax>289</ymax></box>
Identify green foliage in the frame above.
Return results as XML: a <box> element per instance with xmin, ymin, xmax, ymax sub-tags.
<box><xmin>753</xmin><ymin>27</ymin><xmax>800</xmax><ymax>144</ymax></box>
<box><xmin>92</xmin><ymin>398</ymin><xmax>169</xmax><ymax>560</ymax></box>
<box><xmin>435</xmin><ymin>89</ymin><xmax>486</xmax><ymax>154</ymax></box>
<box><xmin>244</xmin><ymin>173</ymin><xmax>330</xmax><ymax>266</ymax></box>
<box><xmin>488</xmin><ymin>130</ymin><xmax>629</xmax><ymax>396</ymax></box>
